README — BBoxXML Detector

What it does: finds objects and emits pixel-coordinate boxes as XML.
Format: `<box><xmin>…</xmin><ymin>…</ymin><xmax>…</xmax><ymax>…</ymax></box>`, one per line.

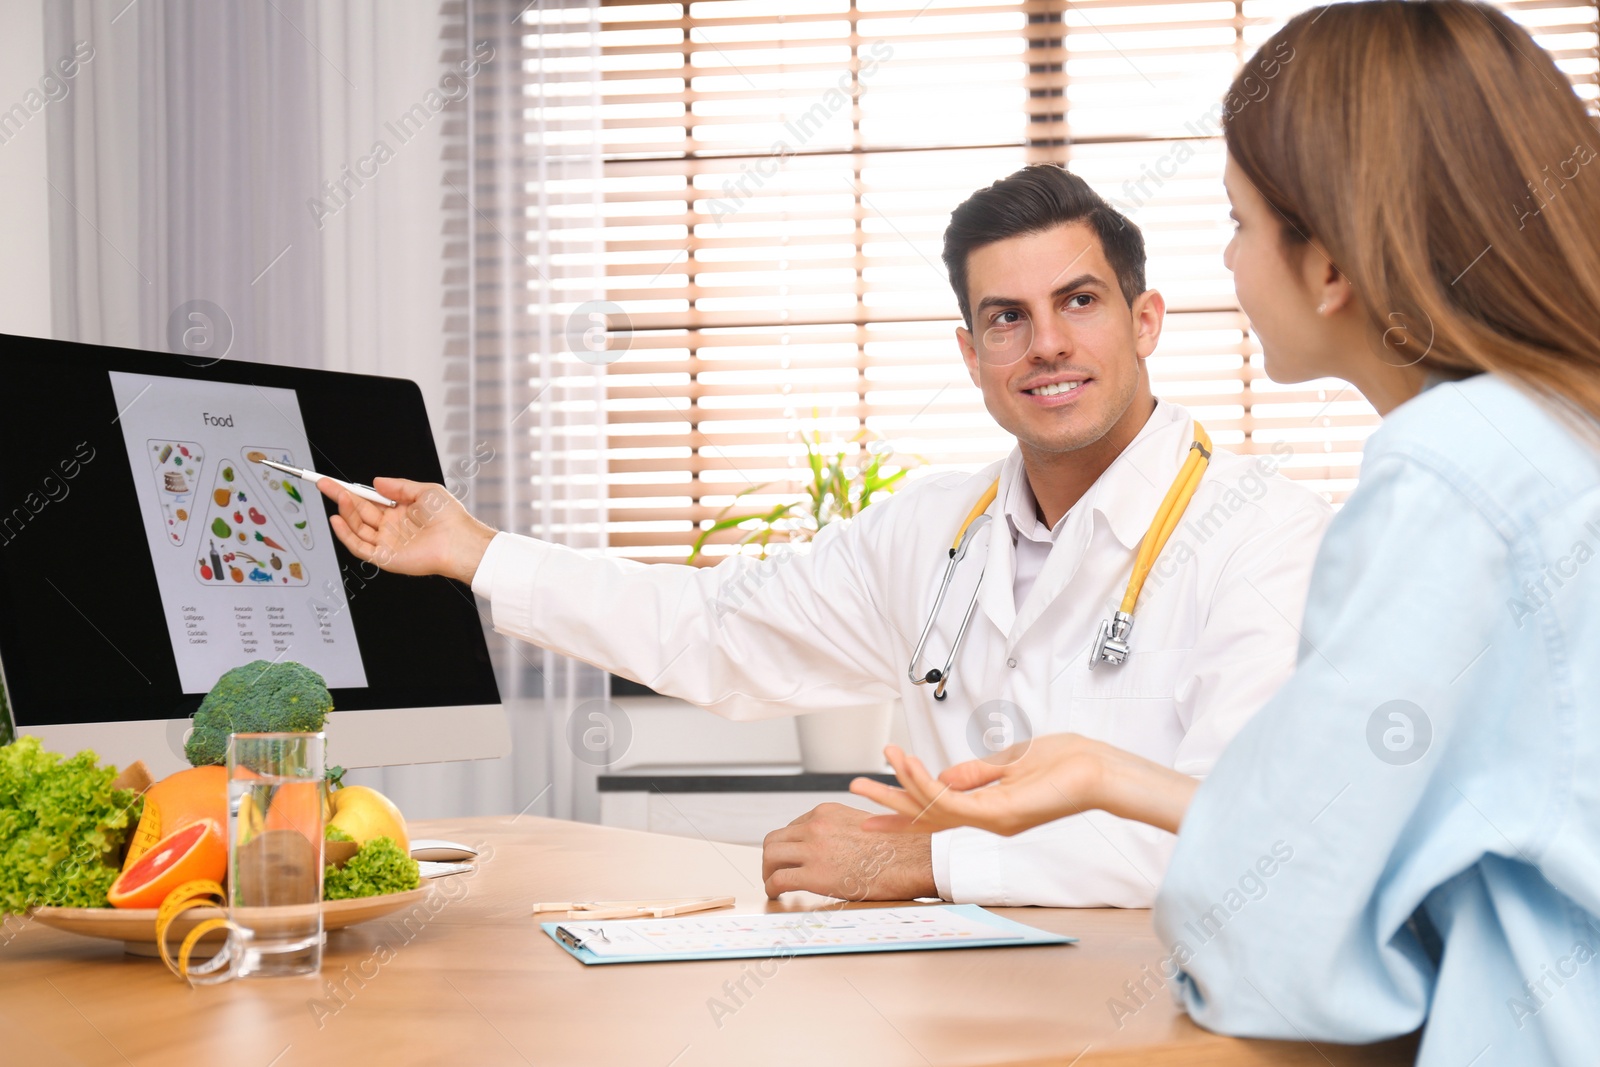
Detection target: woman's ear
<box><xmin>1304</xmin><ymin>239</ymin><xmax>1354</xmax><ymax>316</ymax></box>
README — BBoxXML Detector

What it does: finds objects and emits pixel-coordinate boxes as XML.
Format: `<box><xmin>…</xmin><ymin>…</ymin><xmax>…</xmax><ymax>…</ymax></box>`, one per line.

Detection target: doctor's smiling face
<box><xmin>954</xmin><ymin>221</ymin><xmax>1162</xmax><ymax>460</ymax></box>
<box><xmin>944</xmin><ymin>165</ymin><xmax>1162</xmax><ymax>515</ymax></box>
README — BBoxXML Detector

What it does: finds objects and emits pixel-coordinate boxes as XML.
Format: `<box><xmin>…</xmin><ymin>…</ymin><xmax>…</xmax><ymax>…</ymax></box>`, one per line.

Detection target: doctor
<box><xmin>320</xmin><ymin>164</ymin><xmax>1331</xmax><ymax>907</ymax></box>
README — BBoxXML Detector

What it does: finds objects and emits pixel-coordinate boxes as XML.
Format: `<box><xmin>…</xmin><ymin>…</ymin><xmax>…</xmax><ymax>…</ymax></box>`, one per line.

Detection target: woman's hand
<box><xmin>849</xmin><ymin>735</ymin><xmax>1198</xmax><ymax>837</ymax></box>
<box><xmin>318</xmin><ymin>477</ymin><xmax>498</xmax><ymax>585</ymax></box>
<box><xmin>849</xmin><ymin>736</ymin><xmax>1106</xmax><ymax>837</ymax></box>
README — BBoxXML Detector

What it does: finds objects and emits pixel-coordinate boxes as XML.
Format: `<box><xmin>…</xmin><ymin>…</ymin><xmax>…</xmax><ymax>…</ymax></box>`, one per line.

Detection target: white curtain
<box><xmin>46</xmin><ymin>0</ymin><xmax>325</xmax><ymax>362</ymax></box>
<box><xmin>437</xmin><ymin>0</ymin><xmax>613</xmax><ymax>823</ymax></box>
<box><xmin>43</xmin><ymin>0</ymin><xmax>610</xmax><ymax>823</ymax></box>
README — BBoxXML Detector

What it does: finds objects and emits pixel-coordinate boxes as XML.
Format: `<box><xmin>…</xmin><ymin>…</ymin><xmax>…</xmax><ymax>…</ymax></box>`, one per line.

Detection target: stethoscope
<box><xmin>907</xmin><ymin>422</ymin><xmax>1213</xmax><ymax>700</ymax></box>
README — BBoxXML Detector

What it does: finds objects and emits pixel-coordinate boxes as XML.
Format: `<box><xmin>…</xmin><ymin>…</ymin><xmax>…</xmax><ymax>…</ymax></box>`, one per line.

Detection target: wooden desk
<box><xmin>2</xmin><ymin>817</ymin><xmax>1417</xmax><ymax>1066</ymax></box>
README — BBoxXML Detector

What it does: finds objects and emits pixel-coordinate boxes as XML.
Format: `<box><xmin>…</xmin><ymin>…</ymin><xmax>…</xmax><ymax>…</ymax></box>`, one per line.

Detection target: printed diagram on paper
<box><xmin>110</xmin><ymin>372</ymin><xmax>368</xmax><ymax>693</ymax></box>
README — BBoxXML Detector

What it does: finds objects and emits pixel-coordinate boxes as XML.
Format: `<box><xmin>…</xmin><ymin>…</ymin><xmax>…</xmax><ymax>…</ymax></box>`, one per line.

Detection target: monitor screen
<box><xmin>0</xmin><ymin>333</ymin><xmax>502</xmax><ymax>766</ymax></box>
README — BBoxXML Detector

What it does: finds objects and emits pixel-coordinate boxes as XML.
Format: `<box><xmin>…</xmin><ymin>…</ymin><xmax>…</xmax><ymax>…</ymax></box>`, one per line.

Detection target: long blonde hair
<box><xmin>1225</xmin><ymin>0</ymin><xmax>1600</xmax><ymax>422</ymax></box>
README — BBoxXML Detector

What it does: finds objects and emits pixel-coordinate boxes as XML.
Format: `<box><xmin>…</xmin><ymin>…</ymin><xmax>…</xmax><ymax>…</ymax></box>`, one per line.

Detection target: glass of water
<box><xmin>226</xmin><ymin>732</ymin><xmax>325</xmax><ymax>978</ymax></box>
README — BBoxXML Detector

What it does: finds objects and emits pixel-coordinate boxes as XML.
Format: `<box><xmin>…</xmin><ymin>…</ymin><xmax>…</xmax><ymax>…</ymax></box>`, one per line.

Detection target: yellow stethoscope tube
<box><xmin>906</xmin><ymin>422</ymin><xmax>1212</xmax><ymax>700</ymax></box>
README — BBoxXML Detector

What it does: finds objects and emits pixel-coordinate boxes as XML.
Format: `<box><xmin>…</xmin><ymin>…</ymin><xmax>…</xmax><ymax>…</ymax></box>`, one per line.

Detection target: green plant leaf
<box><xmin>687</xmin><ymin>497</ymin><xmax>799</xmax><ymax>563</ymax></box>
<box><xmin>683</xmin><ymin>423</ymin><xmax>918</xmax><ymax>563</ymax></box>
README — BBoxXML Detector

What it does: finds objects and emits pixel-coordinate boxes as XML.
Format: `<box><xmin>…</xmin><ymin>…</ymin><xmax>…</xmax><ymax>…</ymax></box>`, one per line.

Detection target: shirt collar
<box><xmin>997</xmin><ymin>399</ymin><xmax>1194</xmax><ymax>552</ymax></box>
<box><xmin>1001</xmin><ymin>455</ymin><xmax>1055</xmax><ymax>546</ymax></box>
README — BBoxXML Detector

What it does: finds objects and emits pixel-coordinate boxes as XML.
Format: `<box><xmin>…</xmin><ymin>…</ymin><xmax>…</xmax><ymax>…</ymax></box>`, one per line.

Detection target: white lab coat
<box><xmin>470</xmin><ymin>401</ymin><xmax>1332</xmax><ymax>906</ymax></box>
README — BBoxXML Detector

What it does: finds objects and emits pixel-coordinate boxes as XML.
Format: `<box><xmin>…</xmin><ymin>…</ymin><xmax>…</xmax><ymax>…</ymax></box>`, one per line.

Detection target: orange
<box><xmin>264</xmin><ymin>780</ymin><xmax>323</xmax><ymax>839</ymax></box>
<box><xmin>146</xmin><ymin>765</ymin><xmax>228</xmax><ymax>831</ymax></box>
<box><xmin>123</xmin><ymin>766</ymin><xmax>228</xmax><ymax>871</ymax></box>
<box><xmin>107</xmin><ymin>820</ymin><xmax>228</xmax><ymax>910</ymax></box>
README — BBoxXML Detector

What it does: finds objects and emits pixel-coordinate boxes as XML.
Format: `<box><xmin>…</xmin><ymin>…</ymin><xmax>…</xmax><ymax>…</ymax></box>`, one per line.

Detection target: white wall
<box><xmin>0</xmin><ymin>2</ymin><xmax>52</xmax><ymax>338</ymax></box>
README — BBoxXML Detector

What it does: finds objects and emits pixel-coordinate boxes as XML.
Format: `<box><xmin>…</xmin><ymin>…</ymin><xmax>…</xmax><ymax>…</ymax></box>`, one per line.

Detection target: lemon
<box><xmin>327</xmin><ymin>786</ymin><xmax>409</xmax><ymax>853</ymax></box>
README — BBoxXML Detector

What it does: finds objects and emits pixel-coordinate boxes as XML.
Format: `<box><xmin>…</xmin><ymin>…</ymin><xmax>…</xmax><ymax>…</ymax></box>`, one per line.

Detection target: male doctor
<box><xmin>322</xmin><ymin>164</ymin><xmax>1331</xmax><ymax>907</ymax></box>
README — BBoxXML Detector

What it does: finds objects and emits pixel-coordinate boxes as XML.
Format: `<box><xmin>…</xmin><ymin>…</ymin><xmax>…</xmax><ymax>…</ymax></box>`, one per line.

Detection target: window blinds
<box><xmin>499</xmin><ymin>0</ymin><xmax>1600</xmax><ymax>561</ymax></box>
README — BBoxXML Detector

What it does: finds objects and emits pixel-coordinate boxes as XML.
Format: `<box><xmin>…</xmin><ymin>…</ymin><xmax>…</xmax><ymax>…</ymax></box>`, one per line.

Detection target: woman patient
<box><xmin>853</xmin><ymin>3</ymin><xmax>1600</xmax><ymax>1063</ymax></box>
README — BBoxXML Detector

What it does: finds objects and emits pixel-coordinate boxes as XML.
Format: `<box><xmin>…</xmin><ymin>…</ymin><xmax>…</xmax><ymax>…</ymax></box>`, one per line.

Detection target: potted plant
<box><xmin>688</xmin><ymin>427</ymin><xmax>914</xmax><ymax>773</ymax></box>
<box><xmin>687</xmin><ymin>427</ymin><xmax>910</xmax><ymax>563</ymax></box>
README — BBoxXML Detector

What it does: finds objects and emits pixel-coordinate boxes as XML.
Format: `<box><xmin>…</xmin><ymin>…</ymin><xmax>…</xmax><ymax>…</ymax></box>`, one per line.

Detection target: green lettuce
<box><xmin>322</xmin><ymin>836</ymin><xmax>420</xmax><ymax>901</ymax></box>
<box><xmin>0</xmin><ymin>737</ymin><xmax>140</xmax><ymax>913</ymax></box>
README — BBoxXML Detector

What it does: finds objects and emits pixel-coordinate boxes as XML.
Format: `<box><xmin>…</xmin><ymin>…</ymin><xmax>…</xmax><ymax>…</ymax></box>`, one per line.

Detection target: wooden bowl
<box><xmin>31</xmin><ymin>887</ymin><xmax>430</xmax><ymax>957</ymax></box>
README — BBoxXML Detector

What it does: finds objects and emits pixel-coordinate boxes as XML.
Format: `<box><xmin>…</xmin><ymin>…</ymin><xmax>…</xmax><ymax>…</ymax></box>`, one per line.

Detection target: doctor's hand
<box><xmin>761</xmin><ymin>804</ymin><xmax>937</xmax><ymax>901</ymax></box>
<box><xmin>850</xmin><ymin>739</ymin><xmax>1198</xmax><ymax>838</ymax></box>
<box><xmin>318</xmin><ymin>477</ymin><xmax>498</xmax><ymax>586</ymax></box>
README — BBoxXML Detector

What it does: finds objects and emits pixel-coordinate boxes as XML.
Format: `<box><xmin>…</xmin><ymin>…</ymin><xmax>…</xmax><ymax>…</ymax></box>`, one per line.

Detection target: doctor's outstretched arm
<box><xmin>318</xmin><ymin>476</ymin><xmax>905</xmax><ymax>718</ymax></box>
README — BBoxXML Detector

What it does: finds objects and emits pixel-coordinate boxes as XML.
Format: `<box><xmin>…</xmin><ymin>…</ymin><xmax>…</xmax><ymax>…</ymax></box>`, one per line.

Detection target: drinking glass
<box><xmin>226</xmin><ymin>732</ymin><xmax>325</xmax><ymax>978</ymax></box>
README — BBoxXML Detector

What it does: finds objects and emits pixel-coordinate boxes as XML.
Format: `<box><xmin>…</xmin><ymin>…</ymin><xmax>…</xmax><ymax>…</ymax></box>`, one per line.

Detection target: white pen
<box><xmin>250</xmin><ymin>455</ymin><xmax>398</xmax><ymax>508</ymax></box>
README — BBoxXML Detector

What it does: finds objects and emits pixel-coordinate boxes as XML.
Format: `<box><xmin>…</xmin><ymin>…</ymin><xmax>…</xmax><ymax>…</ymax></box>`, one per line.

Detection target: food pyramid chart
<box><xmin>144</xmin><ymin>439</ymin><xmax>206</xmax><ymax>547</ymax></box>
<box><xmin>238</xmin><ymin>446</ymin><xmax>315</xmax><ymax>551</ymax></box>
<box><xmin>193</xmin><ymin>457</ymin><xmax>308</xmax><ymax>587</ymax></box>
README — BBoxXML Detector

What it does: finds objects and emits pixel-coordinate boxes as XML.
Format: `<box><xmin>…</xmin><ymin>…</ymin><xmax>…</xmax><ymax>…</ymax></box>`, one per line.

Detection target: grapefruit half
<box><xmin>108</xmin><ymin>819</ymin><xmax>228</xmax><ymax>910</ymax></box>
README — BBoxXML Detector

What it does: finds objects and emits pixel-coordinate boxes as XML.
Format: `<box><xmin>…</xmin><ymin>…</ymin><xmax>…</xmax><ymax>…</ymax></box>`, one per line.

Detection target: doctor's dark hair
<box><xmin>941</xmin><ymin>164</ymin><xmax>1146</xmax><ymax>329</ymax></box>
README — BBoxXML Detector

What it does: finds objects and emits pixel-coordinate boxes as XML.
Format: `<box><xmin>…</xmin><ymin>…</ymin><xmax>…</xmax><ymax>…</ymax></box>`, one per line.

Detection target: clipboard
<box><xmin>542</xmin><ymin>903</ymin><xmax>1075</xmax><ymax>966</ymax></box>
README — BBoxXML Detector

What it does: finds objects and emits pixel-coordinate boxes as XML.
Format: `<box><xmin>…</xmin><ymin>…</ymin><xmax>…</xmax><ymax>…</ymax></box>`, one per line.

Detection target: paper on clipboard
<box><xmin>543</xmin><ymin>904</ymin><xmax>1074</xmax><ymax>965</ymax></box>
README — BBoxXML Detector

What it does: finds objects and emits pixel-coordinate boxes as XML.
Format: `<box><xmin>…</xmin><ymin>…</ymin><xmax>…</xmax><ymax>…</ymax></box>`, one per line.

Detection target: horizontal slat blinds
<box><xmin>529</xmin><ymin>0</ymin><xmax>1600</xmax><ymax>560</ymax></box>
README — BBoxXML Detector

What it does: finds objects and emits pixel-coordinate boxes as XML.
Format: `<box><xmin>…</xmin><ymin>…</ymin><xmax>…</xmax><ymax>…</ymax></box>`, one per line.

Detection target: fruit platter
<box><xmin>2</xmin><ymin>661</ymin><xmax>445</xmax><ymax>965</ymax></box>
<box><xmin>31</xmin><ymin>886</ymin><xmax>430</xmax><ymax>957</ymax></box>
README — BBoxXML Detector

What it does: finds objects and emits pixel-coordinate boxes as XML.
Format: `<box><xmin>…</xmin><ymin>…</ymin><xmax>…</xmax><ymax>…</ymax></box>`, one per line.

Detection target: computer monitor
<box><xmin>0</xmin><ymin>333</ymin><xmax>508</xmax><ymax>776</ymax></box>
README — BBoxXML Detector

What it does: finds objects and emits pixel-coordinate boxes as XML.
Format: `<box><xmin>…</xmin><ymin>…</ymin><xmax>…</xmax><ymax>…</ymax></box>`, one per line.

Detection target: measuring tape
<box><xmin>153</xmin><ymin>879</ymin><xmax>247</xmax><ymax>985</ymax></box>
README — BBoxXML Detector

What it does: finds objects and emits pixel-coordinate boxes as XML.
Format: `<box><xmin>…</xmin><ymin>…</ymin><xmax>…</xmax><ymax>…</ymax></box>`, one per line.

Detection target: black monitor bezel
<box><xmin>0</xmin><ymin>332</ymin><xmax>501</xmax><ymax>730</ymax></box>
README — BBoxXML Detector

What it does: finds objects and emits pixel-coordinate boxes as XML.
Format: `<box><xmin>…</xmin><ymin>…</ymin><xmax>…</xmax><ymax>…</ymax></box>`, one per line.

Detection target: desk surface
<box><xmin>3</xmin><ymin>817</ymin><xmax>1417</xmax><ymax>1066</ymax></box>
<box><xmin>598</xmin><ymin>766</ymin><xmax>897</xmax><ymax>792</ymax></box>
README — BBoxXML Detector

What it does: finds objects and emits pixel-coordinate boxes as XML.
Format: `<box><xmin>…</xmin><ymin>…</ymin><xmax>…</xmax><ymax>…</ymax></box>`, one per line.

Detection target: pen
<box><xmin>251</xmin><ymin>455</ymin><xmax>398</xmax><ymax>508</ymax></box>
<box><xmin>532</xmin><ymin>895</ymin><xmax>737</xmax><ymax>920</ymax></box>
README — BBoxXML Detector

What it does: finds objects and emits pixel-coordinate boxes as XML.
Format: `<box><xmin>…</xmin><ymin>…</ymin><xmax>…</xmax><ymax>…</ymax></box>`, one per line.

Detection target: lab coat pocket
<box><xmin>1068</xmin><ymin>648</ymin><xmax>1192</xmax><ymax>764</ymax></box>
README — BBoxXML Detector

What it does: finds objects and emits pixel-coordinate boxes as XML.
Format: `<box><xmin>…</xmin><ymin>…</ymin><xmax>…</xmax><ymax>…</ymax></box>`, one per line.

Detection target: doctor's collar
<box><xmin>1002</xmin><ymin>400</ymin><xmax>1188</xmax><ymax>553</ymax></box>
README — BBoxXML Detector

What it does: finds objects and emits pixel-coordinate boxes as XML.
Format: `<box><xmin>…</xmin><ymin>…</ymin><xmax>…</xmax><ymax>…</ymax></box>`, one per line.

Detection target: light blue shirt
<box><xmin>1154</xmin><ymin>374</ymin><xmax>1600</xmax><ymax>1066</ymax></box>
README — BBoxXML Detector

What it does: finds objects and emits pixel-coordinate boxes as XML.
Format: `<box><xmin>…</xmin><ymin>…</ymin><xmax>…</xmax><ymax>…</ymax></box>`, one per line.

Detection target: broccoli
<box><xmin>185</xmin><ymin>660</ymin><xmax>334</xmax><ymax>766</ymax></box>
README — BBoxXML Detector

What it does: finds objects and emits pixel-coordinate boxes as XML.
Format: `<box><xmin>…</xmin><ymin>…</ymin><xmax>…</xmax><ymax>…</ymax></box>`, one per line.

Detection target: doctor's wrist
<box><xmin>452</xmin><ymin>519</ymin><xmax>499</xmax><ymax>586</ymax></box>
